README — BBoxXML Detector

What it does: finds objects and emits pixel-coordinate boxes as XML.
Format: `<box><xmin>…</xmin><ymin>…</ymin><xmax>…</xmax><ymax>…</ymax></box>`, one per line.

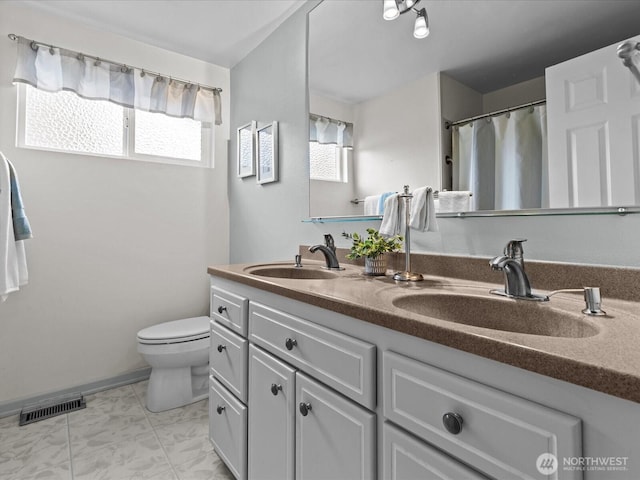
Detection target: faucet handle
<box><xmin>504</xmin><ymin>239</ymin><xmax>527</xmax><ymax>266</ymax></box>
<box><xmin>324</xmin><ymin>234</ymin><xmax>336</xmax><ymax>253</ymax></box>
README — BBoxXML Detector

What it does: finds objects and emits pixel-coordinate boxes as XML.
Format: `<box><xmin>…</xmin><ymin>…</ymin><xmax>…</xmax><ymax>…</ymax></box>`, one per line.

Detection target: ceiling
<box><xmin>15</xmin><ymin>0</ymin><xmax>640</xmax><ymax>104</ymax></box>
<box><xmin>17</xmin><ymin>0</ymin><xmax>307</xmax><ymax>68</ymax></box>
<box><xmin>310</xmin><ymin>0</ymin><xmax>640</xmax><ymax>103</ymax></box>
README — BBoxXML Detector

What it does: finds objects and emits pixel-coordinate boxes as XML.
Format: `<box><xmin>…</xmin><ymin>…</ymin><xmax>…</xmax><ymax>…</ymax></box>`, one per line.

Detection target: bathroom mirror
<box><xmin>308</xmin><ymin>0</ymin><xmax>640</xmax><ymax>219</ymax></box>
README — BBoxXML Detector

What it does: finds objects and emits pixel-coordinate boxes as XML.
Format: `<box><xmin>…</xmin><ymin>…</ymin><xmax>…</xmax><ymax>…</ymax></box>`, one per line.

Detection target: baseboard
<box><xmin>0</xmin><ymin>367</ymin><xmax>151</xmax><ymax>419</ymax></box>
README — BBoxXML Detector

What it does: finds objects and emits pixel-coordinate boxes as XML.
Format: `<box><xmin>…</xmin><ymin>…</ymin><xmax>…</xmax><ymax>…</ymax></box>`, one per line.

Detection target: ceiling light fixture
<box><xmin>382</xmin><ymin>0</ymin><xmax>429</xmax><ymax>39</ymax></box>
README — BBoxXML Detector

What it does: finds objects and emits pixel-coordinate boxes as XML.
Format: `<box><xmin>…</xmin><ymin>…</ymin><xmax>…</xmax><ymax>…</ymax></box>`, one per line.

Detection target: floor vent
<box><xmin>19</xmin><ymin>393</ymin><xmax>86</xmax><ymax>426</ymax></box>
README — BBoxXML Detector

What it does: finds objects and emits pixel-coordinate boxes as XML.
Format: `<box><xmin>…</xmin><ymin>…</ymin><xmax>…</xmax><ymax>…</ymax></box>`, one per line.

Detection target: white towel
<box><xmin>380</xmin><ymin>194</ymin><xmax>404</xmax><ymax>237</ymax></box>
<box><xmin>0</xmin><ymin>154</ymin><xmax>28</xmax><ymax>301</ymax></box>
<box><xmin>409</xmin><ymin>186</ymin><xmax>438</xmax><ymax>232</ymax></box>
<box><xmin>436</xmin><ymin>191</ymin><xmax>471</xmax><ymax>213</ymax></box>
<box><xmin>363</xmin><ymin>195</ymin><xmax>381</xmax><ymax>215</ymax></box>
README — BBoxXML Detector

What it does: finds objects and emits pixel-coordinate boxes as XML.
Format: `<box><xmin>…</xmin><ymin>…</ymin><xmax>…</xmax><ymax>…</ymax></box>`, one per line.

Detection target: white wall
<box><xmin>0</xmin><ymin>3</ymin><xmax>230</xmax><ymax>405</ymax></box>
<box><xmin>483</xmin><ymin>76</ymin><xmax>546</xmax><ymax>113</ymax></box>
<box><xmin>354</xmin><ymin>73</ymin><xmax>442</xmax><ymax>197</ymax></box>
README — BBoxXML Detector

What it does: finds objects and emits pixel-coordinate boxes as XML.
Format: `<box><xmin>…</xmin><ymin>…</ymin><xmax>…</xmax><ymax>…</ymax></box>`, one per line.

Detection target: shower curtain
<box><xmin>453</xmin><ymin>105</ymin><xmax>547</xmax><ymax>211</ymax></box>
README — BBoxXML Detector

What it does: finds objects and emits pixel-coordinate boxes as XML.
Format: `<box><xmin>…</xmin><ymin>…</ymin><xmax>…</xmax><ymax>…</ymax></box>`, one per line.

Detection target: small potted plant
<box><xmin>342</xmin><ymin>228</ymin><xmax>403</xmax><ymax>276</ymax></box>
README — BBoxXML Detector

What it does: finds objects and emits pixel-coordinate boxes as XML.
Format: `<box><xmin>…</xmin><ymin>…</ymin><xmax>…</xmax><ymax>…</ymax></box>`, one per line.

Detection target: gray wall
<box><xmin>229</xmin><ymin>1</ymin><xmax>321</xmax><ymax>263</ymax></box>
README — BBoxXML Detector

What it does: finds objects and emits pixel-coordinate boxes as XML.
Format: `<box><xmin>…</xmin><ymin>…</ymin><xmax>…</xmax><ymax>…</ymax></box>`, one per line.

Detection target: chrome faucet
<box><xmin>309</xmin><ymin>234</ymin><xmax>343</xmax><ymax>270</ymax></box>
<box><xmin>490</xmin><ymin>239</ymin><xmax>548</xmax><ymax>301</ymax></box>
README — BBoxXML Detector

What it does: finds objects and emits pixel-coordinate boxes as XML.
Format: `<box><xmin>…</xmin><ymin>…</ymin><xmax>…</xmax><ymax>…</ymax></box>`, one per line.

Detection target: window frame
<box><xmin>16</xmin><ymin>84</ymin><xmax>213</xmax><ymax>168</ymax></box>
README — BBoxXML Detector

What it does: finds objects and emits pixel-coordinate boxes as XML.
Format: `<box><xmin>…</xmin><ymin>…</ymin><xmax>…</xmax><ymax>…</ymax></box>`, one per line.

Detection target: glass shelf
<box><xmin>305</xmin><ymin>206</ymin><xmax>640</xmax><ymax>223</ymax></box>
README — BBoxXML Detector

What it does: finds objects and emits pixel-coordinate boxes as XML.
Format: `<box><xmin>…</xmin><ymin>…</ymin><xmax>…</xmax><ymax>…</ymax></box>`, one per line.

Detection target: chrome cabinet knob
<box><xmin>217</xmin><ymin>305</ymin><xmax>227</xmax><ymax>314</ymax></box>
<box><xmin>270</xmin><ymin>383</ymin><xmax>283</xmax><ymax>396</ymax></box>
<box><xmin>217</xmin><ymin>344</ymin><xmax>226</xmax><ymax>353</ymax></box>
<box><xmin>442</xmin><ymin>412</ymin><xmax>463</xmax><ymax>434</ymax></box>
<box><xmin>285</xmin><ymin>338</ymin><xmax>297</xmax><ymax>350</ymax></box>
<box><xmin>216</xmin><ymin>405</ymin><xmax>225</xmax><ymax>415</ymax></box>
<box><xmin>299</xmin><ymin>402</ymin><xmax>312</xmax><ymax>416</ymax></box>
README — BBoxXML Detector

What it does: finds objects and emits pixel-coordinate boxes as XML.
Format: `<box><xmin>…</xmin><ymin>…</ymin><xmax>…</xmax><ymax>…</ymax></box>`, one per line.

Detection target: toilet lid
<box><xmin>137</xmin><ymin>316</ymin><xmax>210</xmax><ymax>344</ymax></box>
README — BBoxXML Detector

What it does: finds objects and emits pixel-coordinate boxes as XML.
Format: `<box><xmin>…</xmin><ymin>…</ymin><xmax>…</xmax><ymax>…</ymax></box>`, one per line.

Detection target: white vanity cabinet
<box><xmin>211</xmin><ymin>282</ymin><xmax>377</xmax><ymax>480</ymax></box>
<box><xmin>209</xmin><ymin>275</ymin><xmax>638</xmax><ymax>480</ymax></box>
<box><xmin>248</xmin><ymin>301</ymin><xmax>377</xmax><ymax>480</ymax></box>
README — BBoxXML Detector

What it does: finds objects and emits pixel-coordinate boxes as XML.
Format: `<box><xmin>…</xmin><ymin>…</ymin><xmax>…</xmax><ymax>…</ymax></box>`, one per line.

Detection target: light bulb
<box><xmin>413</xmin><ymin>9</ymin><xmax>429</xmax><ymax>38</ymax></box>
<box><xmin>383</xmin><ymin>0</ymin><xmax>400</xmax><ymax>20</ymax></box>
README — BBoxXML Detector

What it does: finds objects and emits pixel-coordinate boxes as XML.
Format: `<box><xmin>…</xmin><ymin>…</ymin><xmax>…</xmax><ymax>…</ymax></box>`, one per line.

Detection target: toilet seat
<box><xmin>137</xmin><ymin>316</ymin><xmax>210</xmax><ymax>345</ymax></box>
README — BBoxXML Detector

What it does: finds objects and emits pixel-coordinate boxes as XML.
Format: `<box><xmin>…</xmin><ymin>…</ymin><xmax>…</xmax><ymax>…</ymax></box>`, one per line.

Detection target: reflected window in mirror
<box><xmin>310</xmin><ymin>142</ymin><xmax>348</xmax><ymax>182</ymax></box>
<box><xmin>309</xmin><ymin>113</ymin><xmax>353</xmax><ymax>183</ymax></box>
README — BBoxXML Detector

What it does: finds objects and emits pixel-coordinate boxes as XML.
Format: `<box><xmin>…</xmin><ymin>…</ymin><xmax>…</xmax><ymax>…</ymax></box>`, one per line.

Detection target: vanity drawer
<box><xmin>211</xmin><ymin>286</ymin><xmax>248</xmax><ymax>337</ymax></box>
<box><xmin>249</xmin><ymin>302</ymin><xmax>376</xmax><ymax>409</ymax></box>
<box><xmin>210</xmin><ymin>321</ymin><xmax>248</xmax><ymax>403</ymax></box>
<box><xmin>209</xmin><ymin>377</ymin><xmax>247</xmax><ymax>480</ymax></box>
<box><xmin>383</xmin><ymin>351</ymin><xmax>582</xmax><ymax>480</ymax></box>
<box><xmin>383</xmin><ymin>422</ymin><xmax>489</xmax><ymax>480</ymax></box>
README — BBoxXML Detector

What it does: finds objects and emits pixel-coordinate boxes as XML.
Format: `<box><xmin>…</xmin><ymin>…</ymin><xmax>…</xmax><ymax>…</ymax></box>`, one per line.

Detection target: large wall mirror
<box><xmin>308</xmin><ymin>0</ymin><xmax>640</xmax><ymax>220</ymax></box>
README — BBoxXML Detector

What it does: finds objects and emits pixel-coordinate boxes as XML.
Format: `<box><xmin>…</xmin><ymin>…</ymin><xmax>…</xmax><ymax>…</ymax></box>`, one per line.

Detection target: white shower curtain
<box><xmin>453</xmin><ymin>105</ymin><xmax>547</xmax><ymax>210</ymax></box>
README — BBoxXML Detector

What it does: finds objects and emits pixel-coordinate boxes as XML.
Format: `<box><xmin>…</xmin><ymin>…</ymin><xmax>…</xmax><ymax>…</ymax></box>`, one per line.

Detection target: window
<box><xmin>17</xmin><ymin>84</ymin><xmax>212</xmax><ymax>167</ymax></box>
<box><xmin>309</xmin><ymin>142</ymin><xmax>349</xmax><ymax>182</ymax></box>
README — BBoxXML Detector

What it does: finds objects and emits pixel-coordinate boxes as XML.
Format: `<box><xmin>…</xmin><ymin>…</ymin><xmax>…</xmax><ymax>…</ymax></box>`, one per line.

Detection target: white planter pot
<box><xmin>364</xmin><ymin>256</ymin><xmax>387</xmax><ymax>276</ymax></box>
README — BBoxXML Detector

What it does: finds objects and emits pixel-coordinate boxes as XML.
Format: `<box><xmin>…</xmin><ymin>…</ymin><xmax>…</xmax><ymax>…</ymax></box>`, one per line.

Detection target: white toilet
<box><xmin>137</xmin><ymin>316</ymin><xmax>210</xmax><ymax>412</ymax></box>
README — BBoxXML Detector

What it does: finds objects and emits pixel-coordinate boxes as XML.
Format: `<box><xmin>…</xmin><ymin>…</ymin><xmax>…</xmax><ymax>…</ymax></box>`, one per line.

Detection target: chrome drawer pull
<box><xmin>285</xmin><ymin>338</ymin><xmax>297</xmax><ymax>350</ymax></box>
<box><xmin>217</xmin><ymin>344</ymin><xmax>226</xmax><ymax>353</ymax></box>
<box><xmin>271</xmin><ymin>383</ymin><xmax>283</xmax><ymax>396</ymax></box>
<box><xmin>217</xmin><ymin>305</ymin><xmax>227</xmax><ymax>314</ymax></box>
<box><xmin>299</xmin><ymin>402</ymin><xmax>312</xmax><ymax>416</ymax></box>
<box><xmin>216</xmin><ymin>405</ymin><xmax>226</xmax><ymax>415</ymax></box>
<box><xmin>442</xmin><ymin>412</ymin><xmax>463</xmax><ymax>434</ymax></box>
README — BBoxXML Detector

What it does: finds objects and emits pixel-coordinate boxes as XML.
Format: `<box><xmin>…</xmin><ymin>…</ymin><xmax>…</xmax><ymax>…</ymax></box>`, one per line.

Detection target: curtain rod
<box><xmin>7</xmin><ymin>33</ymin><xmax>223</xmax><ymax>93</ymax></box>
<box><xmin>310</xmin><ymin>113</ymin><xmax>353</xmax><ymax>126</ymax></box>
<box><xmin>445</xmin><ymin>99</ymin><xmax>546</xmax><ymax>129</ymax></box>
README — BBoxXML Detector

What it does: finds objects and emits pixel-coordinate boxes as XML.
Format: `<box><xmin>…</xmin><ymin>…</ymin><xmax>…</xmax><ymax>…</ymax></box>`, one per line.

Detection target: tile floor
<box><xmin>0</xmin><ymin>381</ymin><xmax>234</xmax><ymax>480</ymax></box>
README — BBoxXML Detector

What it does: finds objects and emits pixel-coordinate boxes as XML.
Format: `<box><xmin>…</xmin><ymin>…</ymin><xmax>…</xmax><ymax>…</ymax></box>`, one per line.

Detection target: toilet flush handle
<box><xmin>217</xmin><ymin>305</ymin><xmax>227</xmax><ymax>314</ymax></box>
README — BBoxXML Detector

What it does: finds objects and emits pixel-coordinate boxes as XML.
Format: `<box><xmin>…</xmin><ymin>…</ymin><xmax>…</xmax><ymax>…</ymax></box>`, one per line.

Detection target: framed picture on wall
<box><xmin>237</xmin><ymin>121</ymin><xmax>256</xmax><ymax>178</ymax></box>
<box><xmin>256</xmin><ymin>121</ymin><xmax>279</xmax><ymax>184</ymax></box>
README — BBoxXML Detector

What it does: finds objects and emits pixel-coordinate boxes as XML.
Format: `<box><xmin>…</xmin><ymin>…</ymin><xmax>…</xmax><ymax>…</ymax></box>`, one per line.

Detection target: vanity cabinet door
<box><xmin>209</xmin><ymin>377</ymin><xmax>247</xmax><ymax>480</ymax></box>
<box><xmin>296</xmin><ymin>372</ymin><xmax>376</xmax><ymax>480</ymax></box>
<box><xmin>383</xmin><ymin>422</ymin><xmax>489</xmax><ymax>480</ymax></box>
<box><xmin>248</xmin><ymin>345</ymin><xmax>296</xmax><ymax>480</ymax></box>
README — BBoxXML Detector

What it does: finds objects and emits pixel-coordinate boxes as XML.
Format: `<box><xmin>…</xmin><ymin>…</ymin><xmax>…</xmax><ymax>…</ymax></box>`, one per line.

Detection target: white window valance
<box><xmin>309</xmin><ymin>114</ymin><xmax>353</xmax><ymax>148</ymax></box>
<box><xmin>11</xmin><ymin>35</ymin><xmax>222</xmax><ymax>125</ymax></box>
